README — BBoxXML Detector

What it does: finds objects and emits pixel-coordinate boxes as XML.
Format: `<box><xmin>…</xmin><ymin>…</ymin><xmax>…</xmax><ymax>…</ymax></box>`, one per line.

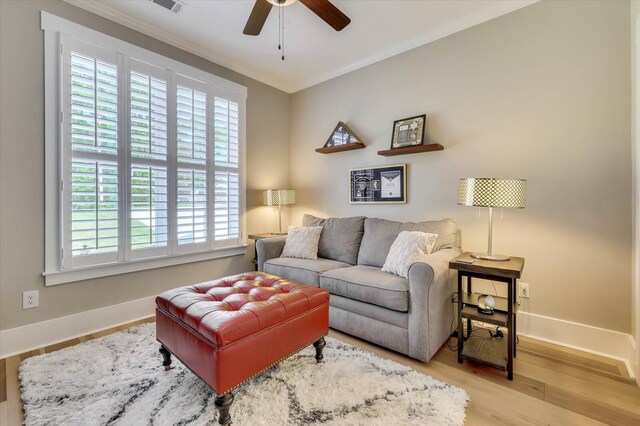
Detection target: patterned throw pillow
<box><xmin>281</xmin><ymin>226</ymin><xmax>324</xmax><ymax>260</ymax></box>
<box><xmin>382</xmin><ymin>231</ymin><xmax>438</xmax><ymax>278</ymax></box>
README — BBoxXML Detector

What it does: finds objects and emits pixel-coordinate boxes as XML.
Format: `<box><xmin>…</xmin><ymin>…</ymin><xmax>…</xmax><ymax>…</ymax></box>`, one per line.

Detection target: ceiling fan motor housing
<box><xmin>268</xmin><ymin>0</ymin><xmax>297</xmax><ymax>6</ymax></box>
<box><xmin>244</xmin><ymin>0</ymin><xmax>350</xmax><ymax>37</ymax></box>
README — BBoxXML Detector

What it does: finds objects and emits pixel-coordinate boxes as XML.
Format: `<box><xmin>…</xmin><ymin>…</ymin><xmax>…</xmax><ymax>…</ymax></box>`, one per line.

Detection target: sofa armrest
<box><xmin>256</xmin><ymin>236</ymin><xmax>287</xmax><ymax>271</ymax></box>
<box><xmin>406</xmin><ymin>247</ymin><xmax>462</xmax><ymax>361</ymax></box>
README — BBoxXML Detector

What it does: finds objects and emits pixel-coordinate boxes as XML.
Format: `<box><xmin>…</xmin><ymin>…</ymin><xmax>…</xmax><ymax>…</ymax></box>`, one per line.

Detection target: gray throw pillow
<box><xmin>358</xmin><ymin>218</ymin><xmax>458</xmax><ymax>268</ymax></box>
<box><xmin>302</xmin><ymin>214</ymin><xmax>365</xmax><ymax>265</ymax></box>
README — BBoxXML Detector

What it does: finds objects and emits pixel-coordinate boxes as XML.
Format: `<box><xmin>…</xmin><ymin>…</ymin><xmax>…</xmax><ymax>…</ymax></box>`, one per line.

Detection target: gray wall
<box><xmin>0</xmin><ymin>0</ymin><xmax>291</xmax><ymax>330</ymax></box>
<box><xmin>290</xmin><ymin>1</ymin><xmax>632</xmax><ymax>333</ymax></box>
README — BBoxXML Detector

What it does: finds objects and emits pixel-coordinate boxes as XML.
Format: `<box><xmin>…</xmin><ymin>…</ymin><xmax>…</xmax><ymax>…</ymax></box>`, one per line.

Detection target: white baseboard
<box><xmin>0</xmin><ymin>296</ymin><xmax>156</xmax><ymax>359</ymax></box>
<box><xmin>1</xmin><ymin>298</ymin><xmax>637</xmax><ymax>381</ymax></box>
<box><xmin>517</xmin><ymin>311</ymin><xmax>637</xmax><ymax>380</ymax></box>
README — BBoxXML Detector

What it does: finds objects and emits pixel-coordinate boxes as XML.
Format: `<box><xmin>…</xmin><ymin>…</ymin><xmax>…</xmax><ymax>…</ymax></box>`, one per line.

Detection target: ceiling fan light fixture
<box><xmin>267</xmin><ymin>0</ymin><xmax>298</xmax><ymax>7</ymax></box>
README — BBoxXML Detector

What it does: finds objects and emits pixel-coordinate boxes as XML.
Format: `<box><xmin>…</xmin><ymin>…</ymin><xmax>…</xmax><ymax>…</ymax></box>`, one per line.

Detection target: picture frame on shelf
<box><xmin>349</xmin><ymin>164</ymin><xmax>407</xmax><ymax>204</ymax></box>
<box><xmin>391</xmin><ymin>114</ymin><xmax>426</xmax><ymax>149</ymax></box>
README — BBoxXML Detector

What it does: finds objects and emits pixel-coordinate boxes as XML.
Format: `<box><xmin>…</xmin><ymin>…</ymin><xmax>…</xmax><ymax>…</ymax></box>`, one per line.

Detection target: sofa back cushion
<box><xmin>358</xmin><ymin>218</ymin><xmax>458</xmax><ymax>268</ymax></box>
<box><xmin>302</xmin><ymin>214</ymin><xmax>365</xmax><ymax>265</ymax></box>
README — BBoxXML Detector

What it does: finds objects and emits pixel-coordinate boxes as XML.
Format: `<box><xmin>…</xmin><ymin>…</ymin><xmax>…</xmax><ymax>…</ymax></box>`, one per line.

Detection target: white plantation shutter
<box><xmin>128</xmin><ymin>61</ymin><xmax>169</xmax><ymax>259</ymax></box>
<box><xmin>130</xmin><ymin>165</ymin><xmax>168</xmax><ymax>251</ymax></box>
<box><xmin>212</xmin><ymin>94</ymin><xmax>241</xmax><ymax>246</ymax></box>
<box><xmin>177</xmin><ymin>168</ymin><xmax>208</xmax><ymax>245</ymax></box>
<box><xmin>70</xmin><ymin>160</ymin><xmax>119</xmax><ymax>257</ymax></box>
<box><xmin>214</xmin><ymin>172</ymin><xmax>240</xmax><ymax>242</ymax></box>
<box><xmin>48</xmin><ymin>27</ymin><xmax>245</xmax><ymax>279</ymax></box>
<box><xmin>175</xmin><ymin>80</ymin><xmax>209</xmax><ymax>251</ymax></box>
<box><xmin>130</xmin><ymin>71</ymin><xmax>168</xmax><ymax>161</ymax></box>
<box><xmin>213</xmin><ymin>97</ymin><xmax>239</xmax><ymax>168</ymax></box>
<box><xmin>70</xmin><ymin>52</ymin><xmax>118</xmax><ymax>155</ymax></box>
<box><xmin>177</xmin><ymin>86</ymin><xmax>207</xmax><ymax>164</ymax></box>
<box><xmin>63</xmin><ymin>40</ymin><xmax>121</xmax><ymax>268</ymax></box>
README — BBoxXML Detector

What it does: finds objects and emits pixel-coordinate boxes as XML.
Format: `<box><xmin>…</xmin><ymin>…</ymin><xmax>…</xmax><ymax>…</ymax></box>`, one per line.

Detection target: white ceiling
<box><xmin>65</xmin><ymin>0</ymin><xmax>537</xmax><ymax>93</ymax></box>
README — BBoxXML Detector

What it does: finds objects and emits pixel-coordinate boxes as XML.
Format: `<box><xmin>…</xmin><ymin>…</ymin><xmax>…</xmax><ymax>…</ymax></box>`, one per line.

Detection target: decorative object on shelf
<box><xmin>391</xmin><ymin>114</ymin><xmax>426</xmax><ymax>149</ymax></box>
<box><xmin>350</xmin><ymin>164</ymin><xmax>406</xmax><ymax>204</ymax></box>
<box><xmin>477</xmin><ymin>294</ymin><xmax>496</xmax><ymax>315</ymax></box>
<box><xmin>263</xmin><ymin>189</ymin><xmax>296</xmax><ymax>234</ymax></box>
<box><xmin>316</xmin><ymin>122</ymin><xmax>366</xmax><ymax>154</ymax></box>
<box><xmin>457</xmin><ymin>178</ymin><xmax>527</xmax><ymax>261</ymax></box>
<box><xmin>327</xmin><ymin>122</ymin><xmax>360</xmax><ymax>147</ymax></box>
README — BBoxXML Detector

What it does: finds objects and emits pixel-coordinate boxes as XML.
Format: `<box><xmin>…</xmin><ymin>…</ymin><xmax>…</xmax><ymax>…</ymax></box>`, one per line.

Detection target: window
<box><xmin>42</xmin><ymin>13</ymin><xmax>246</xmax><ymax>285</ymax></box>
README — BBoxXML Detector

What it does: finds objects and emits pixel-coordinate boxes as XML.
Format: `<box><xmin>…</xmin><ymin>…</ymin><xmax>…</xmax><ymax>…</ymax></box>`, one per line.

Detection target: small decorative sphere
<box><xmin>484</xmin><ymin>295</ymin><xmax>496</xmax><ymax>309</ymax></box>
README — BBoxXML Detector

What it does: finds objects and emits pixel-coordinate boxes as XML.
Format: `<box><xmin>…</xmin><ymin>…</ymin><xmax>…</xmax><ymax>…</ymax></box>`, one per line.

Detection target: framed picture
<box><xmin>349</xmin><ymin>164</ymin><xmax>407</xmax><ymax>204</ymax></box>
<box><xmin>391</xmin><ymin>114</ymin><xmax>426</xmax><ymax>149</ymax></box>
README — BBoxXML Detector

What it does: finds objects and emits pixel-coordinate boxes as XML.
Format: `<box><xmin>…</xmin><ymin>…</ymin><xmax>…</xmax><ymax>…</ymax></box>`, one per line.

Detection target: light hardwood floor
<box><xmin>1</xmin><ymin>317</ymin><xmax>638</xmax><ymax>425</ymax></box>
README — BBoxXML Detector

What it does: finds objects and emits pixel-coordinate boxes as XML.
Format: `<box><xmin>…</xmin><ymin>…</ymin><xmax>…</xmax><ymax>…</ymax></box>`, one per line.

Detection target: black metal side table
<box><xmin>449</xmin><ymin>252</ymin><xmax>525</xmax><ymax>380</ymax></box>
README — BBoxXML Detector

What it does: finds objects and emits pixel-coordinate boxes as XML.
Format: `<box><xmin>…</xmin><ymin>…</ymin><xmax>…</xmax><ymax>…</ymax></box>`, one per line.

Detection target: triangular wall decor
<box><xmin>316</xmin><ymin>122</ymin><xmax>366</xmax><ymax>154</ymax></box>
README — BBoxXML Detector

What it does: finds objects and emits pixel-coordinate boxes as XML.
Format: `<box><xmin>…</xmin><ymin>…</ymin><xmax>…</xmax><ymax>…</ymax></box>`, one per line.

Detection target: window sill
<box><xmin>43</xmin><ymin>245</ymin><xmax>247</xmax><ymax>286</ymax></box>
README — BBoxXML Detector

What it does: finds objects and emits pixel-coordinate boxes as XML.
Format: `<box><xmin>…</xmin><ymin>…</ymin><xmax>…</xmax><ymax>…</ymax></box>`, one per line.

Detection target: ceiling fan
<box><xmin>243</xmin><ymin>0</ymin><xmax>351</xmax><ymax>36</ymax></box>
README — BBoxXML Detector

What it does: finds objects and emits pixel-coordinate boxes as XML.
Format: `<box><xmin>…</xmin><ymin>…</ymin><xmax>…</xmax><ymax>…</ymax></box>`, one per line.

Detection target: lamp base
<box><xmin>471</xmin><ymin>253</ymin><xmax>511</xmax><ymax>261</ymax></box>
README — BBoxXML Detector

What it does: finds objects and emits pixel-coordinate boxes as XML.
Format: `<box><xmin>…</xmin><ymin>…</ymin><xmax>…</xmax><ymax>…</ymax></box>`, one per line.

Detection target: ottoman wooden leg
<box><xmin>313</xmin><ymin>338</ymin><xmax>326</xmax><ymax>363</ymax></box>
<box><xmin>159</xmin><ymin>345</ymin><xmax>172</xmax><ymax>371</ymax></box>
<box><xmin>215</xmin><ymin>393</ymin><xmax>234</xmax><ymax>425</ymax></box>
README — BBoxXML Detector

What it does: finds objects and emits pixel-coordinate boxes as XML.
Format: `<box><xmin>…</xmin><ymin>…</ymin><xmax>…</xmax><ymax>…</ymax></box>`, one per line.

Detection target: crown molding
<box><xmin>62</xmin><ymin>0</ymin><xmax>538</xmax><ymax>94</ymax></box>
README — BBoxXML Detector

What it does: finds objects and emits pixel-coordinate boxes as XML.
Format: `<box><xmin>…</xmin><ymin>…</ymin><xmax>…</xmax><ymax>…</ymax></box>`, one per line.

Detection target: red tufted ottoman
<box><xmin>155</xmin><ymin>272</ymin><xmax>329</xmax><ymax>425</ymax></box>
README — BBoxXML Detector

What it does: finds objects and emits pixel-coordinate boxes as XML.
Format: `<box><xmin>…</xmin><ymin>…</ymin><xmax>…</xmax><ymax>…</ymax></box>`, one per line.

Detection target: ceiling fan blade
<box><xmin>243</xmin><ymin>0</ymin><xmax>273</xmax><ymax>36</ymax></box>
<box><xmin>299</xmin><ymin>0</ymin><xmax>351</xmax><ymax>31</ymax></box>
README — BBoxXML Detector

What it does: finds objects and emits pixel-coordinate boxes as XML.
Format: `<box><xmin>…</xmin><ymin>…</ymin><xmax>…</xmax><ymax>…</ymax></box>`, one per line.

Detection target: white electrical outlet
<box><xmin>520</xmin><ymin>282</ymin><xmax>530</xmax><ymax>299</ymax></box>
<box><xmin>23</xmin><ymin>290</ymin><xmax>39</xmax><ymax>309</ymax></box>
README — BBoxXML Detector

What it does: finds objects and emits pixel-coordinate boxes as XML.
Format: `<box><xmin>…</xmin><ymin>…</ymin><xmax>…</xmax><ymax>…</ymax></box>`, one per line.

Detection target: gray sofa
<box><xmin>256</xmin><ymin>215</ymin><xmax>461</xmax><ymax>362</ymax></box>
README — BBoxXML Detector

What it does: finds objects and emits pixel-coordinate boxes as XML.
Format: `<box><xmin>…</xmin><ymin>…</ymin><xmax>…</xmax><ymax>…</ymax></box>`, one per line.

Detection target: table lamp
<box><xmin>263</xmin><ymin>189</ymin><xmax>296</xmax><ymax>234</ymax></box>
<box><xmin>458</xmin><ymin>178</ymin><xmax>527</xmax><ymax>261</ymax></box>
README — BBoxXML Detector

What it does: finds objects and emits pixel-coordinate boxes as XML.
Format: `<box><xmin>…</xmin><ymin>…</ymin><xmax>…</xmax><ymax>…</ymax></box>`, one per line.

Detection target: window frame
<box><xmin>42</xmin><ymin>12</ymin><xmax>247</xmax><ymax>286</ymax></box>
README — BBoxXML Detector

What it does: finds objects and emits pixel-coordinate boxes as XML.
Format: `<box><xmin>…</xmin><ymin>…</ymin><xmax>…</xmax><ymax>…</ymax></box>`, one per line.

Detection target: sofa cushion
<box><xmin>264</xmin><ymin>257</ymin><xmax>351</xmax><ymax>287</ymax></box>
<box><xmin>320</xmin><ymin>265</ymin><xmax>409</xmax><ymax>312</ymax></box>
<box><xmin>382</xmin><ymin>231</ymin><xmax>438</xmax><ymax>278</ymax></box>
<box><xmin>281</xmin><ymin>226</ymin><xmax>323</xmax><ymax>260</ymax></box>
<box><xmin>302</xmin><ymin>215</ymin><xmax>365</xmax><ymax>265</ymax></box>
<box><xmin>358</xmin><ymin>218</ymin><xmax>458</xmax><ymax>268</ymax></box>
<box><xmin>329</xmin><ymin>294</ymin><xmax>408</xmax><ymax>329</ymax></box>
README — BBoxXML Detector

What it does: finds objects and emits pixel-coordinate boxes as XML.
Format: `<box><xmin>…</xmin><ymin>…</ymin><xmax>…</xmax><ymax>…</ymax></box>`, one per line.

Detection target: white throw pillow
<box><xmin>382</xmin><ymin>231</ymin><xmax>438</xmax><ymax>278</ymax></box>
<box><xmin>281</xmin><ymin>226</ymin><xmax>323</xmax><ymax>260</ymax></box>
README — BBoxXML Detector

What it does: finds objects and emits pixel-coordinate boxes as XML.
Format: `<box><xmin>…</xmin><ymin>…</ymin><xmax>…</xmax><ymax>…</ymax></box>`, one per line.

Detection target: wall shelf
<box><xmin>315</xmin><ymin>143</ymin><xmax>366</xmax><ymax>154</ymax></box>
<box><xmin>377</xmin><ymin>143</ymin><xmax>444</xmax><ymax>156</ymax></box>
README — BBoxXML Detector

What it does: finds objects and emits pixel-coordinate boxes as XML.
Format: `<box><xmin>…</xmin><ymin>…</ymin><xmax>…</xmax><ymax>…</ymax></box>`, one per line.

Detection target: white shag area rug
<box><xmin>20</xmin><ymin>323</ymin><xmax>468</xmax><ymax>425</ymax></box>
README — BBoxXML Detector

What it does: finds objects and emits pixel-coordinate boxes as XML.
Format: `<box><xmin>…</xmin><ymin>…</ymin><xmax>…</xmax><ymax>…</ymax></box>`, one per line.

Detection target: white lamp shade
<box><xmin>263</xmin><ymin>189</ymin><xmax>296</xmax><ymax>206</ymax></box>
<box><xmin>458</xmin><ymin>178</ymin><xmax>526</xmax><ymax>209</ymax></box>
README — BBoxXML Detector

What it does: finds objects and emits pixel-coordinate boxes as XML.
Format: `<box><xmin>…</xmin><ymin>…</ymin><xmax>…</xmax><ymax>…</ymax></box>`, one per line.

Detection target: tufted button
<box><xmin>156</xmin><ymin>272</ymin><xmax>329</xmax><ymax>348</ymax></box>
